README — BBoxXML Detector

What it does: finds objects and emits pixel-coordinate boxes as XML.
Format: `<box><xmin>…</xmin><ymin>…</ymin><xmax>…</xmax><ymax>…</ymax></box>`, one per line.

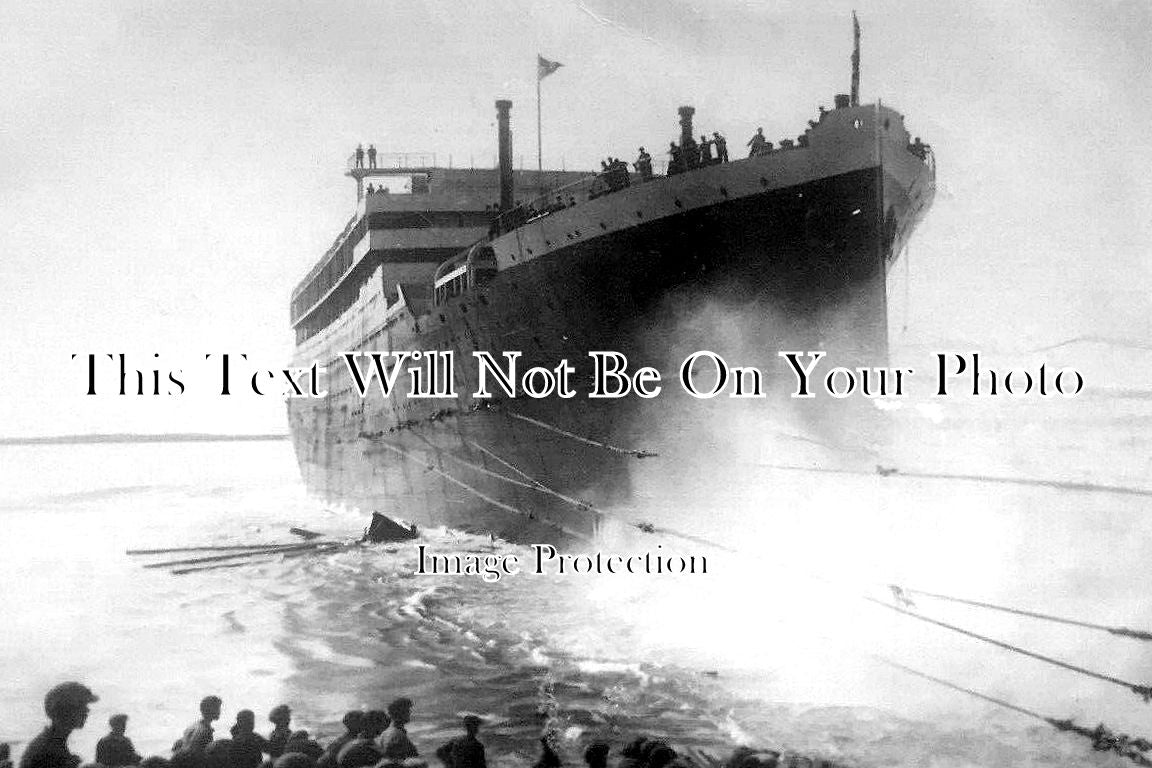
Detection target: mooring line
<box><xmin>894</xmin><ymin>587</ymin><xmax>1152</xmax><ymax>642</ymax></box>
<box><xmin>865</xmin><ymin>596</ymin><xmax>1152</xmax><ymax>702</ymax></box>
<box><xmin>870</xmin><ymin>654</ymin><xmax>1047</xmax><ymax>722</ymax></box>
<box><xmin>869</xmin><ymin>655</ymin><xmax>1152</xmax><ymax>766</ymax></box>
<box><xmin>436</xmin><ymin>437</ymin><xmax>740</xmax><ymax>552</ymax></box>
<box><xmin>501</xmin><ymin>410</ymin><xmax>657</xmax><ymax>458</ymax></box>
<box><xmin>374</xmin><ymin>440</ymin><xmax>594</xmax><ymax>541</ymax></box>
<box><xmin>755</xmin><ymin>462</ymin><xmax>1152</xmax><ymax>498</ymax></box>
<box><xmin>466</xmin><ymin>440</ymin><xmax>545</xmax><ymax>486</ymax></box>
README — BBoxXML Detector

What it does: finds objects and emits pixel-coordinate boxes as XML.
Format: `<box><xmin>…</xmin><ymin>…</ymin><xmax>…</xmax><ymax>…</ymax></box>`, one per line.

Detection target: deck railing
<box><xmin>346</xmin><ymin>151</ymin><xmax>438</xmax><ymax>173</ymax></box>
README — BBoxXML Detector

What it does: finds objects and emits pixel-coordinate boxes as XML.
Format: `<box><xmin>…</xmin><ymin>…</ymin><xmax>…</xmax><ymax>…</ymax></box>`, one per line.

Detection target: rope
<box><xmin>466</xmin><ymin>440</ymin><xmax>545</xmax><ymax>486</ymax></box>
<box><xmin>756</xmin><ymin>462</ymin><xmax>1152</xmax><ymax>498</ymax></box>
<box><xmin>869</xmin><ymin>654</ymin><xmax>1048</xmax><ymax>723</ymax></box>
<box><xmin>419</xmin><ymin>437</ymin><xmax>738</xmax><ymax>552</ymax></box>
<box><xmin>897</xmin><ymin>587</ymin><xmax>1152</xmax><ymax>642</ymax></box>
<box><xmin>870</xmin><ymin>655</ymin><xmax>1152</xmax><ymax>766</ymax></box>
<box><xmin>456</xmin><ymin>440</ymin><xmax>595</xmax><ymax>511</ymax></box>
<box><xmin>501</xmin><ymin>410</ymin><xmax>657</xmax><ymax>458</ymax></box>
<box><xmin>865</xmin><ymin>596</ymin><xmax>1152</xmax><ymax>702</ymax></box>
<box><xmin>375</xmin><ymin>441</ymin><xmax>594</xmax><ymax>541</ymax></box>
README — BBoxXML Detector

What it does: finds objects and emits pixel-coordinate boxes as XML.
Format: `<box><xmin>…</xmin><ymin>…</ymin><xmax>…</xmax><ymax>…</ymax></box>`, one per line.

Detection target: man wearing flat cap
<box><xmin>20</xmin><ymin>682</ymin><xmax>98</xmax><ymax>768</ymax></box>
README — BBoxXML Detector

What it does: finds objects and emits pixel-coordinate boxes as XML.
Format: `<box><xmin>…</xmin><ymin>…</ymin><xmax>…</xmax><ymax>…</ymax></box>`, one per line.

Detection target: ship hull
<box><xmin>288</xmin><ymin>155</ymin><xmax>927</xmax><ymax>542</ymax></box>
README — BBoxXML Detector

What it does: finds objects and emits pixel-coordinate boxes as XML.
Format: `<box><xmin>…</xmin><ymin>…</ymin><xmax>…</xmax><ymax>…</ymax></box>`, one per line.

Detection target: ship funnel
<box><xmin>496</xmin><ymin>100</ymin><xmax>514</xmax><ymax>212</ymax></box>
<box><xmin>678</xmin><ymin>106</ymin><xmax>695</xmax><ymax>149</ymax></box>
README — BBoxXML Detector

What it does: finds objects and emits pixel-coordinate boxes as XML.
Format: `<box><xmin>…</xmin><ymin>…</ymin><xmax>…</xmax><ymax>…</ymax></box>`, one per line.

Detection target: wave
<box><xmin>0</xmin><ymin>483</ymin><xmax>184</xmax><ymax>511</ymax></box>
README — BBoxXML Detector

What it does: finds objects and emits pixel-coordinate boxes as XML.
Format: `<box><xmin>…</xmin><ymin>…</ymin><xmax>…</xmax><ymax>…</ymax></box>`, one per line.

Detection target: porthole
<box><xmin>635</xmin><ymin>210</ymin><xmax>643</xmax><ymax>219</ymax></box>
<box><xmin>760</xmin><ymin>178</ymin><xmax>768</xmax><ymax>187</ymax></box>
<box><xmin>674</xmin><ymin>199</ymin><xmax>683</xmax><ymax>208</ymax></box>
<box><xmin>719</xmin><ymin>186</ymin><xmax>728</xmax><ymax>197</ymax></box>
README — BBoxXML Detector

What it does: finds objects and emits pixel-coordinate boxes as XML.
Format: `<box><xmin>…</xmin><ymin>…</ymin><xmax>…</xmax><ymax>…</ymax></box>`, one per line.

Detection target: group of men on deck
<box><xmin>354</xmin><ymin>145</ymin><xmax>378</xmax><ymax>170</ymax></box>
<box><xmin>663</xmin><ymin>132</ymin><xmax>729</xmax><ymax>176</ymax></box>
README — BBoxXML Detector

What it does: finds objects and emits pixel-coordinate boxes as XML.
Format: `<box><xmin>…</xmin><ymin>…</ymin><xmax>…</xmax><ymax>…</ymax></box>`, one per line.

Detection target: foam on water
<box><xmin>1</xmin><ymin>381</ymin><xmax>1150</xmax><ymax>767</ymax></box>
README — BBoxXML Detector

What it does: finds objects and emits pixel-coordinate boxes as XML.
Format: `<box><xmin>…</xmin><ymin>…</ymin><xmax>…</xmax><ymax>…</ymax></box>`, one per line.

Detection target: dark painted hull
<box><xmin>287</xmin><ymin>158</ymin><xmax>921</xmax><ymax>542</ymax></box>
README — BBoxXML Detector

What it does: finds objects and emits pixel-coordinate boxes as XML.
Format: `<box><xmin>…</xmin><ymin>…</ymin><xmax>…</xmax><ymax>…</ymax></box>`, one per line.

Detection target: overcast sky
<box><xmin>2</xmin><ymin>0</ymin><xmax>1149</xmax><ymax>437</ymax></box>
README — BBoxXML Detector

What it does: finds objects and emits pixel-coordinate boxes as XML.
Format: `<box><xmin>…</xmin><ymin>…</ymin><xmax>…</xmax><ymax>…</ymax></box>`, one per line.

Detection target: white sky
<box><xmin>2</xmin><ymin>0</ymin><xmax>1150</xmax><ymax>437</ymax></box>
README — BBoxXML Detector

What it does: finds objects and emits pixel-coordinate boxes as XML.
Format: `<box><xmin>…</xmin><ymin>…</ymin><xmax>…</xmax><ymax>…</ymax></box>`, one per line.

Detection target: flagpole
<box><xmin>536</xmin><ymin>74</ymin><xmax>543</xmax><ymax>177</ymax></box>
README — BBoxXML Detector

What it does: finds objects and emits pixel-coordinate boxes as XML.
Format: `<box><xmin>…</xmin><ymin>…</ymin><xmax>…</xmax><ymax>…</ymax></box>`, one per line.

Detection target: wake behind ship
<box><xmin>286</xmin><ymin>36</ymin><xmax>936</xmax><ymax>543</ymax></box>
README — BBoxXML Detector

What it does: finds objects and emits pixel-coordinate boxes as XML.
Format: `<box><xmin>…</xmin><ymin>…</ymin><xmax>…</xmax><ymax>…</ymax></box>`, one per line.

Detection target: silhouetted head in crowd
<box><xmin>621</xmin><ymin>738</ymin><xmax>649</xmax><ymax>760</ymax></box>
<box><xmin>269</xmin><ymin>705</ymin><xmax>292</xmax><ymax>729</ymax></box>
<box><xmin>231</xmin><ymin>710</ymin><xmax>256</xmax><ymax>736</ymax></box>
<box><xmin>284</xmin><ymin>730</ymin><xmax>321</xmax><ymax>757</ymax></box>
<box><xmin>45</xmin><ymin>682</ymin><xmax>99</xmax><ymax>732</ymax></box>
<box><xmin>341</xmin><ymin>711</ymin><xmax>364</xmax><ymax>736</ymax></box>
<box><xmin>109</xmin><ymin>714</ymin><xmax>129</xmax><ymax>736</ymax></box>
<box><xmin>534</xmin><ymin>737</ymin><xmax>561</xmax><ymax>768</ymax></box>
<box><xmin>462</xmin><ymin>715</ymin><xmax>481</xmax><ymax>737</ymax></box>
<box><xmin>584</xmin><ymin>742</ymin><xmax>610</xmax><ymax>768</ymax></box>
<box><xmin>642</xmin><ymin>741</ymin><xmax>676</xmax><ymax>768</ymax></box>
<box><xmin>200</xmin><ymin>696</ymin><xmax>222</xmax><ymax>723</ymax></box>
<box><xmin>361</xmin><ymin>710</ymin><xmax>390</xmax><ymax>739</ymax></box>
<box><xmin>386</xmin><ymin>698</ymin><xmax>412</xmax><ymax>727</ymax></box>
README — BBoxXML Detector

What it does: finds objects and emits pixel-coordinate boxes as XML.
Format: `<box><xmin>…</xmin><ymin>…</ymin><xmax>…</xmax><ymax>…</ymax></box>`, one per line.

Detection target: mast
<box><xmin>537</xmin><ymin>77</ymin><xmax>543</xmax><ymax>176</ymax></box>
<box><xmin>850</xmin><ymin>11</ymin><xmax>861</xmax><ymax>106</ymax></box>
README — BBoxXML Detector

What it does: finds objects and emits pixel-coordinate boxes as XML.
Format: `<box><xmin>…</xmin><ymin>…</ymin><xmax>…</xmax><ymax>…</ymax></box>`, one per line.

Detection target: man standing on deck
<box><xmin>19</xmin><ymin>682</ymin><xmax>98</xmax><ymax>768</ymax></box>
<box><xmin>747</xmin><ymin>128</ymin><xmax>767</xmax><ymax>157</ymax></box>
<box><xmin>634</xmin><ymin>147</ymin><xmax>653</xmax><ymax>181</ymax></box>
<box><xmin>713</xmin><ymin>132</ymin><xmax>729</xmax><ymax>162</ymax></box>
<box><xmin>368</xmin><ymin>145</ymin><xmax>378</xmax><ymax>169</ymax></box>
<box><xmin>355</xmin><ymin>144</ymin><xmax>365</xmax><ymax>169</ymax></box>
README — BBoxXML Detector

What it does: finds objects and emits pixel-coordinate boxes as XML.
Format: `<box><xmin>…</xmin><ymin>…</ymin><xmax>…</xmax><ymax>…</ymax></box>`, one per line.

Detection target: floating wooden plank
<box><xmin>169</xmin><ymin>542</ymin><xmax>354</xmax><ymax>575</ymax></box>
<box><xmin>127</xmin><ymin>544</ymin><xmax>301</xmax><ymax>555</ymax></box>
<box><xmin>141</xmin><ymin>542</ymin><xmax>332</xmax><ymax>569</ymax></box>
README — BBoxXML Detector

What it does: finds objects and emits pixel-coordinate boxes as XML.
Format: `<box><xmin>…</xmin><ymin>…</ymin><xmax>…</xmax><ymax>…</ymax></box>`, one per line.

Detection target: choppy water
<box><xmin>2</xmin><ymin>373</ymin><xmax>1151</xmax><ymax>768</ymax></box>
